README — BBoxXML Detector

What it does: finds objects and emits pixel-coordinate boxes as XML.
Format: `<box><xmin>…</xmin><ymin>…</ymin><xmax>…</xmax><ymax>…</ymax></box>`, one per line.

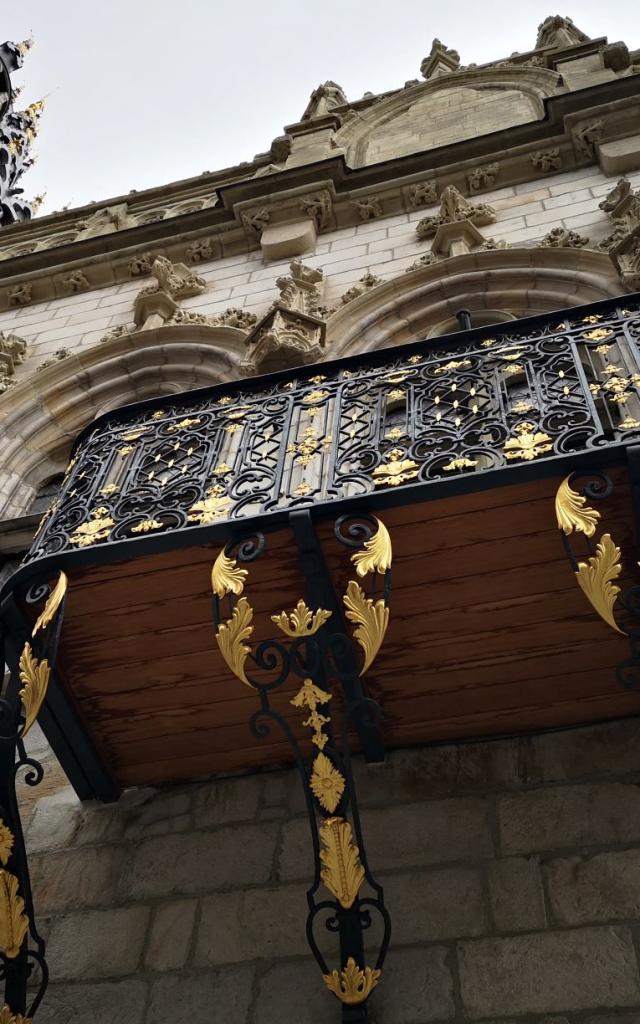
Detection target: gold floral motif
<box><xmin>215</xmin><ymin>597</ymin><xmax>254</xmax><ymax>685</ymax></box>
<box><xmin>433</xmin><ymin>359</ymin><xmax>471</xmax><ymax>375</ymax></box>
<box><xmin>303</xmin><ymin>389</ymin><xmax>329</xmax><ymax>404</ymax></box>
<box><xmin>286</xmin><ymin>428</ymin><xmax>332</xmax><ymax>466</ymax></box>
<box><xmin>309</xmin><ymin>375</ymin><xmax>327</xmax><ymax>385</ymax></box>
<box><xmin>293</xmin><ymin>482</ymin><xmax>312</xmax><ymax>496</ymax></box>
<box><xmin>271</xmin><ymin>600</ymin><xmax>332</xmax><ymax>637</ymax></box>
<box><xmin>18</xmin><ymin>643</ymin><xmax>51</xmax><ymax>737</ymax></box>
<box><xmin>387</xmin><ymin>388</ymin><xmax>405</xmax><ymax>401</ymax></box>
<box><xmin>575</xmin><ymin>533</ymin><xmax>624</xmax><ymax>635</ymax></box>
<box><xmin>0</xmin><ymin>1005</ymin><xmax>32</xmax><ymax>1024</ymax></box>
<box><xmin>151</xmin><ymin>410</ymin><xmax>166</xmax><ymax>420</ymax></box>
<box><xmin>406</xmin><ymin>354</ymin><xmax>423</xmax><ymax>364</ymax></box>
<box><xmin>504</xmin><ymin>423</ymin><xmax>552</xmax><ymax>462</ymax></box>
<box><xmin>385</xmin><ymin>427</ymin><xmax>404</xmax><ymax>440</ymax></box>
<box><xmin>323</xmin><ymin>959</ymin><xmax>381</xmax><ymax>1005</ymax></box>
<box><xmin>217</xmin><ymin>396</ymin><xmax>233</xmax><ymax>406</ymax></box>
<box><xmin>225</xmin><ymin>424</ymin><xmax>242</xmax><ymax>434</ymax></box>
<box><xmin>166</xmin><ymin>417</ymin><xmax>202</xmax><ymax>433</ymax></box>
<box><xmin>32</xmin><ymin>571</ymin><xmax>67</xmax><ymax>636</ymax></box>
<box><xmin>480</xmin><ymin>338</ymin><xmax>495</xmax><ymax>347</ymax></box>
<box><xmin>511</xmin><ymin>400</ymin><xmax>533</xmax><ymax>414</ymax></box>
<box><xmin>594</xmin><ymin>344</ymin><xmax>612</xmax><ymax>355</ymax></box>
<box><xmin>212</xmin><ymin>462</ymin><xmax>232</xmax><ymax>476</ymax></box>
<box><xmin>601</xmin><ymin>365</ymin><xmax>625</xmax><ymax>376</ymax></box>
<box><xmin>319</xmin><ymin>817</ymin><xmax>365</xmax><ymax>909</ymax></box>
<box><xmin>226</xmin><ymin>409</ymin><xmax>248</xmax><ymax>421</ymax></box>
<box><xmin>583</xmin><ymin>328</ymin><xmax>613</xmax><ymax>341</ymax></box>
<box><xmin>502</xmin><ymin>363</ymin><xmax>525</xmax><ymax>377</ymax></box>
<box><xmin>117</xmin><ymin>444</ymin><xmax>134</xmax><ymax>457</ymax></box>
<box><xmin>99</xmin><ymin>483</ymin><xmax>120</xmax><ymax>496</ymax></box>
<box><xmin>188</xmin><ymin>494</ymin><xmax>231</xmax><ymax>524</ymax></box>
<box><xmin>344</xmin><ymin>581</ymin><xmax>389</xmax><ymax>676</ymax></box>
<box><xmin>310</xmin><ymin>752</ymin><xmax>345</xmax><ymax>813</ymax></box>
<box><xmin>555</xmin><ymin>477</ymin><xmax>601</xmax><ymax>537</ymax></box>
<box><xmin>130</xmin><ymin>519</ymin><xmax>163</xmax><ymax>533</ymax></box>
<box><xmin>385</xmin><ymin>372</ymin><xmax>408</xmax><ymax>384</ymax></box>
<box><xmin>0</xmin><ymin>823</ymin><xmax>14</xmax><ymax>867</ymax></box>
<box><xmin>583</xmin><ymin>314</ymin><xmax>602</xmax><ymax>324</ymax></box>
<box><xmin>291</xmin><ymin>679</ymin><xmax>332</xmax><ymax>750</ymax></box>
<box><xmin>442</xmin><ymin>456</ymin><xmax>478</xmax><ymax>472</ymax></box>
<box><xmin>0</xmin><ymin>871</ymin><xmax>28</xmax><ymax>958</ymax></box>
<box><xmin>372</xmin><ymin>449</ymin><xmax>418</xmax><ymax>487</ymax></box>
<box><xmin>620</xmin><ymin>417</ymin><xmax>640</xmax><ymax>430</ymax></box>
<box><xmin>211</xmin><ymin>551</ymin><xmax>248</xmax><ymax>600</ymax></box>
<box><xmin>502</xmin><ymin>352</ymin><xmax>524</xmax><ymax>362</ymax></box>
<box><xmin>69</xmin><ymin>512</ymin><xmax>114</xmax><ymax>547</ymax></box>
<box><xmin>352</xmin><ymin>517</ymin><xmax>392</xmax><ymax>577</ymax></box>
<box><xmin>121</xmin><ymin>428</ymin><xmax>148</xmax><ymax>441</ymax></box>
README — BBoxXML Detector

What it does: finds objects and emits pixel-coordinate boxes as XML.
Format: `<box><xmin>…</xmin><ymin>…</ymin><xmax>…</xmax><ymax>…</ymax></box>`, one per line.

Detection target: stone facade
<box><xmin>2</xmin><ymin>15</ymin><xmax>640</xmax><ymax>1023</ymax></box>
<box><xmin>19</xmin><ymin>718</ymin><xmax>640</xmax><ymax>1023</ymax></box>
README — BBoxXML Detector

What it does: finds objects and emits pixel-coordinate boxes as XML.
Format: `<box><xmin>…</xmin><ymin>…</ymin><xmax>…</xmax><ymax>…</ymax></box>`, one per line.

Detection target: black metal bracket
<box><xmin>289</xmin><ymin>509</ymin><xmax>385</xmax><ymax>764</ymax></box>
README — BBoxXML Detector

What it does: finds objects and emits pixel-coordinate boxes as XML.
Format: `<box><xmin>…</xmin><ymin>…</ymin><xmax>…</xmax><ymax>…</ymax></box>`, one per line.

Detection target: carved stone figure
<box><xmin>536</xmin><ymin>16</ymin><xmax>590</xmax><ymax>50</ymax></box>
<box><xmin>60</xmin><ymin>270</ymin><xmax>90</xmax><ymax>295</ymax></box>
<box><xmin>597</xmin><ymin>178</ymin><xmax>640</xmax><ymax>289</ymax></box>
<box><xmin>301</xmin><ymin>81</ymin><xmax>348</xmax><ymax>121</ymax></box>
<box><xmin>415</xmin><ymin>185</ymin><xmax>496</xmax><ymax>240</ymax></box>
<box><xmin>299</xmin><ymin>193</ymin><xmax>332</xmax><ymax>230</ymax></box>
<box><xmin>406</xmin><ymin>251</ymin><xmax>439</xmax><ymax>272</ymax></box>
<box><xmin>99</xmin><ymin>324</ymin><xmax>132</xmax><ymax>344</ymax></box>
<box><xmin>275</xmin><ymin>259</ymin><xmax>324</xmax><ymax>316</ymax></box>
<box><xmin>420</xmin><ymin>39</ymin><xmax>461</xmax><ymax>80</ymax></box>
<box><xmin>75</xmin><ymin>203</ymin><xmax>132</xmax><ymax>238</ymax></box>
<box><xmin>36</xmin><ymin>347</ymin><xmax>70</xmax><ymax>371</ymax></box>
<box><xmin>0</xmin><ymin>332</ymin><xmax>26</xmax><ymax>373</ymax></box>
<box><xmin>0</xmin><ymin>373</ymin><xmax>16</xmax><ymax>394</ymax></box>
<box><xmin>540</xmin><ymin>227</ymin><xmax>590</xmax><ymax>248</ymax></box>
<box><xmin>7</xmin><ymin>283</ymin><xmax>31</xmax><ymax>306</ymax></box>
<box><xmin>214</xmin><ymin>308</ymin><xmax>258</xmax><ymax>330</ymax></box>
<box><xmin>530</xmin><ymin>149</ymin><xmax>562</xmax><ymax>173</ymax></box>
<box><xmin>467</xmin><ymin>163</ymin><xmax>500</xmax><ymax>193</ymax></box>
<box><xmin>145</xmin><ymin>256</ymin><xmax>206</xmax><ymax>300</ymax></box>
<box><xmin>241</xmin><ymin>207</ymin><xmax>270</xmax><ymax>237</ymax></box>
<box><xmin>128</xmin><ymin>253</ymin><xmax>154</xmax><ymax>276</ymax></box>
<box><xmin>186</xmin><ymin>239</ymin><xmax>213</xmax><ymax>264</ymax></box>
<box><xmin>340</xmin><ymin>271</ymin><xmax>382</xmax><ymax>305</ymax></box>
<box><xmin>352</xmin><ymin>196</ymin><xmax>382</xmax><ymax>222</ymax></box>
<box><xmin>573</xmin><ymin>120</ymin><xmax>605</xmax><ymax>162</ymax></box>
<box><xmin>407</xmin><ymin>181</ymin><xmax>437</xmax><ymax>209</ymax></box>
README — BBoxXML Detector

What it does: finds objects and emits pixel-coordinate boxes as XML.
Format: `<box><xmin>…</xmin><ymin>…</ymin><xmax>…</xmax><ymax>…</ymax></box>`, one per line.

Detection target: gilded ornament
<box><xmin>583</xmin><ymin>314</ymin><xmax>602</xmax><ymax>324</ymax></box>
<box><xmin>323</xmin><ymin>959</ymin><xmax>381</xmax><ymax>1005</ymax></box>
<box><xmin>372</xmin><ymin>450</ymin><xmax>419</xmax><ymax>487</ymax></box>
<box><xmin>291</xmin><ymin>679</ymin><xmax>332</xmax><ymax>749</ymax></box>
<box><xmin>594</xmin><ymin>344</ymin><xmax>612</xmax><ymax>355</ymax></box>
<box><xmin>575</xmin><ymin>533</ymin><xmax>625</xmax><ymax>635</ymax></box>
<box><xmin>69</xmin><ymin>513</ymin><xmax>114</xmax><ymax>546</ymax></box>
<box><xmin>555</xmin><ymin>477</ymin><xmax>600</xmax><ymax>537</ymax></box>
<box><xmin>166</xmin><ymin>417</ymin><xmax>202</xmax><ymax>433</ymax></box>
<box><xmin>0</xmin><ymin>1006</ymin><xmax>32</xmax><ymax>1024</ymax></box>
<box><xmin>0</xmin><ymin>870</ymin><xmax>28</xmax><ymax>958</ymax></box>
<box><xmin>406</xmin><ymin>354</ymin><xmax>423</xmax><ymax>364</ymax></box>
<box><xmin>583</xmin><ymin>328</ymin><xmax>613</xmax><ymax>341</ymax></box>
<box><xmin>503</xmin><ymin>424</ymin><xmax>553</xmax><ymax>462</ymax></box>
<box><xmin>385</xmin><ymin>427</ymin><xmax>404</xmax><ymax>440</ymax></box>
<box><xmin>480</xmin><ymin>338</ymin><xmax>495</xmax><ymax>347</ymax></box>
<box><xmin>443</xmin><ymin>456</ymin><xmax>478</xmax><ymax>472</ymax></box>
<box><xmin>293</xmin><ymin>482</ymin><xmax>312</xmax><ymax>496</ymax></box>
<box><xmin>351</xmin><ymin>517</ymin><xmax>392</xmax><ymax>577</ymax></box>
<box><xmin>620</xmin><ymin>417</ymin><xmax>640</xmax><ymax>430</ymax></box>
<box><xmin>117</xmin><ymin>444</ymin><xmax>134</xmax><ymax>457</ymax></box>
<box><xmin>18</xmin><ymin>643</ymin><xmax>51</xmax><ymax>736</ymax></box>
<box><xmin>151</xmin><ymin>410</ymin><xmax>166</xmax><ymax>420</ymax></box>
<box><xmin>122</xmin><ymin>428</ymin><xmax>148</xmax><ymax>441</ymax></box>
<box><xmin>310</xmin><ymin>752</ymin><xmax>346</xmax><ymax>813</ymax></box>
<box><xmin>212</xmin><ymin>462</ymin><xmax>232</xmax><ymax>476</ymax></box>
<box><xmin>303</xmin><ymin>389</ymin><xmax>330</xmax><ymax>404</ymax></box>
<box><xmin>319</xmin><ymin>817</ymin><xmax>365</xmax><ymax>909</ymax></box>
<box><xmin>99</xmin><ymin>483</ymin><xmax>119</xmax><ymax>495</ymax></box>
<box><xmin>32</xmin><ymin>571</ymin><xmax>67</xmax><ymax>635</ymax></box>
<box><xmin>271</xmin><ymin>600</ymin><xmax>332</xmax><ymax>637</ymax></box>
<box><xmin>344</xmin><ymin>581</ymin><xmax>389</xmax><ymax>676</ymax></box>
<box><xmin>0</xmin><ymin>822</ymin><xmax>14</xmax><ymax>867</ymax></box>
<box><xmin>385</xmin><ymin>372</ymin><xmax>408</xmax><ymax>384</ymax></box>
<box><xmin>309</xmin><ymin>375</ymin><xmax>327</xmax><ymax>385</ymax></box>
<box><xmin>211</xmin><ymin>551</ymin><xmax>248</xmax><ymax>600</ymax></box>
<box><xmin>215</xmin><ymin>597</ymin><xmax>254</xmax><ymax>685</ymax></box>
<box><xmin>188</xmin><ymin>494</ymin><xmax>231</xmax><ymax>524</ymax></box>
<box><xmin>502</xmin><ymin>363</ymin><xmax>525</xmax><ymax>377</ymax></box>
<box><xmin>387</xmin><ymin>388</ymin><xmax>405</xmax><ymax>400</ymax></box>
<box><xmin>130</xmin><ymin>519</ymin><xmax>163</xmax><ymax>533</ymax></box>
<box><xmin>433</xmin><ymin>359</ymin><xmax>471</xmax><ymax>375</ymax></box>
<box><xmin>511</xmin><ymin>400</ymin><xmax>533</xmax><ymax>414</ymax></box>
<box><xmin>217</xmin><ymin>396</ymin><xmax>233</xmax><ymax>406</ymax></box>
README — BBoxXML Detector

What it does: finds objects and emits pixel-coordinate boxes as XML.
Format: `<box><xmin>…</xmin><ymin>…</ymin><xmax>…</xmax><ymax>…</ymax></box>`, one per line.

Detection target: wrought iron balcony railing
<box><xmin>23</xmin><ymin>294</ymin><xmax>640</xmax><ymax>568</ymax></box>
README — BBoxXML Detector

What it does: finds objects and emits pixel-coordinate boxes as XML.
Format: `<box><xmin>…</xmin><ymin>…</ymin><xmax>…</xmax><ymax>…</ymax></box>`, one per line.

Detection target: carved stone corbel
<box><xmin>597</xmin><ymin>178</ymin><xmax>640</xmax><ymax>290</ymax></box>
<box><xmin>236</xmin><ymin>186</ymin><xmax>335</xmax><ymax>260</ymax></box>
<box><xmin>572</xmin><ymin>119</ymin><xmax>606</xmax><ymax>164</ymax></box>
<box><xmin>415</xmin><ymin>185</ymin><xmax>496</xmax><ymax>240</ymax></box>
<box><xmin>133</xmin><ymin>255</ymin><xmax>206</xmax><ymax>329</ymax></box>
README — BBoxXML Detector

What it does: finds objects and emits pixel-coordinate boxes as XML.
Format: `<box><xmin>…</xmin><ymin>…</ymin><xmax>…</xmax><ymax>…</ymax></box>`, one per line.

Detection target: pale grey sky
<box><xmin>3</xmin><ymin>1</ymin><xmax>640</xmax><ymax>215</ymax></box>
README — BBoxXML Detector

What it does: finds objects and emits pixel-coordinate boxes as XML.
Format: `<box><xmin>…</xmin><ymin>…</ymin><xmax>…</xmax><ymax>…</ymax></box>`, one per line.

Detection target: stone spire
<box><xmin>0</xmin><ymin>36</ymin><xmax>42</xmax><ymax>226</ymax></box>
<box><xmin>420</xmin><ymin>39</ymin><xmax>461</xmax><ymax>80</ymax></box>
<box><xmin>535</xmin><ymin>16</ymin><xmax>590</xmax><ymax>50</ymax></box>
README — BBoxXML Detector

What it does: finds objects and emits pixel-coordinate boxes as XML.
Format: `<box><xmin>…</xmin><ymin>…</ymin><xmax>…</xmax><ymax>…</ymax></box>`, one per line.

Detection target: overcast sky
<box><xmin>3</xmin><ymin>1</ymin><xmax>640</xmax><ymax>216</ymax></box>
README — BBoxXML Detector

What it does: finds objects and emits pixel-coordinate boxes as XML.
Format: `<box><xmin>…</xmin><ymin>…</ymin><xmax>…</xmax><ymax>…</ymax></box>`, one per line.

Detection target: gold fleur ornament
<box><xmin>0</xmin><ymin>1006</ymin><xmax>32</xmax><ymax>1024</ymax></box>
<box><xmin>323</xmin><ymin>959</ymin><xmax>381</xmax><ymax>1005</ymax></box>
<box><xmin>271</xmin><ymin>600</ymin><xmax>331</xmax><ymax>637</ymax></box>
<box><xmin>351</xmin><ymin>517</ymin><xmax>392</xmax><ymax>576</ymax></box>
<box><xmin>503</xmin><ymin>423</ymin><xmax>553</xmax><ymax>462</ymax></box>
<box><xmin>18</xmin><ymin>644</ymin><xmax>51</xmax><ymax>736</ymax></box>
<box><xmin>344</xmin><ymin>581</ymin><xmax>389</xmax><ymax>676</ymax></box>
<box><xmin>310</xmin><ymin>752</ymin><xmax>346</xmax><ymax>813</ymax></box>
<box><xmin>211</xmin><ymin>551</ymin><xmax>248</xmax><ymax>600</ymax></box>
<box><xmin>575</xmin><ymin>534</ymin><xmax>624</xmax><ymax>635</ymax></box>
<box><xmin>215</xmin><ymin>598</ymin><xmax>254</xmax><ymax>686</ymax></box>
<box><xmin>555</xmin><ymin>477</ymin><xmax>600</xmax><ymax>537</ymax></box>
<box><xmin>0</xmin><ymin>823</ymin><xmax>14</xmax><ymax>867</ymax></box>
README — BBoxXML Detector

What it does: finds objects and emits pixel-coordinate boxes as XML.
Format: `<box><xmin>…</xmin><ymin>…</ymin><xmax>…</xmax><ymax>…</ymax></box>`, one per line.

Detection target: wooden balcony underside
<box><xmin>21</xmin><ymin>466</ymin><xmax>638</xmax><ymax>792</ymax></box>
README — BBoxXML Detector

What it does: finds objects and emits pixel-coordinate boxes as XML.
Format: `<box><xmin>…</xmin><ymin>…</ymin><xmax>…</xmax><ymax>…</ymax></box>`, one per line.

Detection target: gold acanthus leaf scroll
<box><xmin>271</xmin><ymin>600</ymin><xmax>332</xmax><ymax>637</ymax></box>
<box><xmin>310</xmin><ymin>752</ymin><xmax>346</xmax><ymax>813</ymax></box>
<box><xmin>0</xmin><ymin>822</ymin><xmax>14</xmax><ymax>867</ymax></box>
<box><xmin>18</xmin><ymin>643</ymin><xmax>51</xmax><ymax>737</ymax></box>
<box><xmin>575</xmin><ymin>533</ymin><xmax>625</xmax><ymax>635</ymax></box>
<box><xmin>32</xmin><ymin>571</ymin><xmax>67</xmax><ymax>635</ymax></box>
<box><xmin>211</xmin><ymin>550</ymin><xmax>248</xmax><ymax>600</ymax></box>
<box><xmin>0</xmin><ymin>870</ymin><xmax>28</xmax><ymax>958</ymax></box>
<box><xmin>343</xmin><ymin>581</ymin><xmax>389</xmax><ymax>676</ymax></box>
<box><xmin>555</xmin><ymin>477</ymin><xmax>600</xmax><ymax>537</ymax></box>
<box><xmin>323</xmin><ymin>958</ymin><xmax>381</xmax><ymax>1005</ymax></box>
<box><xmin>351</xmin><ymin>517</ymin><xmax>392</xmax><ymax>577</ymax></box>
<box><xmin>215</xmin><ymin>597</ymin><xmax>254</xmax><ymax>686</ymax></box>
<box><xmin>0</xmin><ymin>1005</ymin><xmax>32</xmax><ymax>1024</ymax></box>
<box><xmin>319</xmin><ymin>816</ymin><xmax>365</xmax><ymax>909</ymax></box>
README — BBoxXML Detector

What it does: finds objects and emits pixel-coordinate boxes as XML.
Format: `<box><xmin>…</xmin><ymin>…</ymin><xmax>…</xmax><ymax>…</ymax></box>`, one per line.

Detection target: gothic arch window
<box><xmin>29</xmin><ymin>474</ymin><xmax>64</xmax><ymax>516</ymax></box>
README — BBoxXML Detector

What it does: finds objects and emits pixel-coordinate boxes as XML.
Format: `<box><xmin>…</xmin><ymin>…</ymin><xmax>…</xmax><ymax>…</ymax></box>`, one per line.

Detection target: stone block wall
<box><xmin>19</xmin><ymin>715</ymin><xmax>640</xmax><ymax>1023</ymax></box>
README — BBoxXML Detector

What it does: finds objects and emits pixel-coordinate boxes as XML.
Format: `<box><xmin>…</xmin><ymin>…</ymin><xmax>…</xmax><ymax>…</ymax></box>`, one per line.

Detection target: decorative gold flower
<box><xmin>323</xmin><ymin>958</ymin><xmax>381</xmax><ymax>1005</ymax></box>
<box><xmin>188</xmin><ymin>494</ymin><xmax>230</xmax><ymax>524</ymax></box>
<box><xmin>503</xmin><ymin>423</ymin><xmax>553</xmax><ymax>461</ymax></box>
<box><xmin>69</xmin><ymin>514</ymin><xmax>114</xmax><ymax>547</ymax></box>
<box><xmin>583</xmin><ymin>328</ymin><xmax>613</xmax><ymax>341</ymax></box>
<box><xmin>0</xmin><ymin>822</ymin><xmax>14</xmax><ymax>867</ymax></box>
<box><xmin>372</xmin><ymin>450</ymin><xmax>418</xmax><ymax>487</ymax></box>
<box><xmin>271</xmin><ymin>600</ymin><xmax>331</xmax><ymax>637</ymax></box>
<box><xmin>130</xmin><ymin>519</ymin><xmax>163</xmax><ymax>533</ymax></box>
<box><xmin>442</xmin><ymin>456</ymin><xmax>478</xmax><ymax>472</ymax></box>
<box><xmin>433</xmin><ymin>359</ymin><xmax>471</xmax><ymax>375</ymax></box>
<box><xmin>303</xmin><ymin>389</ymin><xmax>329</xmax><ymax>404</ymax></box>
<box><xmin>310</xmin><ymin>752</ymin><xmax>345</xmax><ymax>813</ymax></box>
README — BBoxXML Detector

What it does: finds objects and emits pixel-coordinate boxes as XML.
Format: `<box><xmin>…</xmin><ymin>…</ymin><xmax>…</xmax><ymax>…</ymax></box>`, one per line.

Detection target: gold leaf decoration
<box><xmin>271</xmin><ymin>600</ymin><xmax>332</xmax><ymax>637</ymax></box>
<box><xmin>0</xmin><ymin>1004</ymin><xmax>31</xmax><ymax>1024</ymax></box>
<box><xmin>575</xmin><ymin>533</ymin><xmax>625</xmax><ymax>635</ymax></box>
<box><xmin>319</xmin><ymin>817</ymin><xmax>365</xmax><ymax>909</ymax></box>
<box><xmin>555</xmin><ymin>477</ymin><xmax>600</xmax><ymax>537</ymax></box>
<box><xmin>323</xmin><ymin>958</ymin><xmax>381</xmax><ymax>1005</ymax></box>
<box><xmin>0</xmin><ymin>870</ymin><xmax>28</xmax><ymax>958</ymax></box>
<box><xmin>291</xmin><ymin>679</ymin><xmax>332</xmax><ymax>750</ymax></box>
<box><xmin>211</xmin><ymin>550</ymin><xmax>248</xmax><ymax>600</ymax></box>
<box><xmin>18</xmin><ymin>643</ymin><xmax>51</xmax><ymax>737</ymax></box>
<box><xmin>32</xmin><ymin>571</ymin><xmax>67</xmax><ymax>636</ymax></box>
<box><xmin>351</xmin><ymin>517</ymin><xmax>392</xmax><ymax>577</ymax></box>
<box><xmin>343</xmin><ymin>581</ymin><xmax>389</xmax><ymax>676</ymax></box>
<box><xmin>215</xmin><ymin>598</ymin><xmax>254</xmax><ymax>686</ymax></box>
<box><xmin>0</xmin><ymin>822</ymin><xmax>14</xmax><ymax>867</ymax></box>
<box><xmin>310</xmin><ymin>752</ymin><xmax>345</xmax><ymax>813</ymax></box>
<box><xmin>69</xmin><ymin>513</ymin><xmax>114</xmax><ymax>547</ymax></box>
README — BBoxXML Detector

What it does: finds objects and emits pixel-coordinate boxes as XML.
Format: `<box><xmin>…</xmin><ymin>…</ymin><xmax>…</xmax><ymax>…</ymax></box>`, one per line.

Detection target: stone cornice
<box><xmin>0</xmin><ymin>74</ymin><xmax>638</xmax><ymax>312</ymax></box>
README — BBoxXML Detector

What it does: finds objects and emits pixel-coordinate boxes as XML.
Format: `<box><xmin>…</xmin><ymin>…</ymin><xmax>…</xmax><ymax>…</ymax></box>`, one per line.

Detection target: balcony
<box><xmin>3</xmin><ymin>294</ymin><xmax>640</xmax><ymax>799</ymax></box>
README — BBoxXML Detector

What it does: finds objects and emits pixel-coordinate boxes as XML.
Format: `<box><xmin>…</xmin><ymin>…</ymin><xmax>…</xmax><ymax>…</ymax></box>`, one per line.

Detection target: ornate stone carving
<box><xmin>99</xmin><ymin>324</ymin><xmax>132</xmax><ymax>344</ymax></box>
<box><xmin>540</xmin><ymin>227</ymin><xmax>590</xmax><ymax>248</ymax></box>
<box><xmin>351</xmin><ymin>196</ymin><xmax>382</xmax><ymax>222</ymax></box>
<box><xmin>270</xmin><ymin>135</ymin><xmax>293</xmax><ymax>163</ymax></box>
<box><xmin>60</xmin><ymin>270</ymin><xmax>90</xmax><ymax>294</ymax></box>
<box><xmin>415</xmin><ymin>185</ymin><xmax>496</xmax><ymax>240</ymax></box>
<box><xmin>299</xmin><ymin>193</ymin><xmax>332</xmax><ymax>230</ymax></box>
<box><xmin>128</xmin><ymin>253</ymin><xmax>154</xmax><ymax>276</ymax></box>
<box><xmin>573</xmin><ymin>119</ymin><xmax>605</xmax><ymax>162</ymax></box>
<box><xmin>36</xmin><ymin>347</ymin><xmax>70</xmax><ymax>371</ymax></box>
<box><xmin>7</xmin><ymin>283</ymin><xmax>31</xmax><ymax>306</ymax></box>
<box><xmin>479</xmin><ymin>237</ymin><xmax>509</xmax><ymax>251</ymax></box>
<box><xmin>0</xmin><ymin>374</ymin><xmax>16</xmax><ymax>395</ymax></box>
<box><xmin>0</xmin><ymin>333</ymin><xmax>26</xmax><ymax>375</ymax></box>
<box><xmin>598</xmin><ymin>178</ymin><xmax>640</xmax><ymax>289</ymax></box>
<box><xmin>185</xmin><ymin>239</ymin><xmax>213</xmax><ymax>264</ymax></box>
<box><xmin>467</xmin><ymin>163</ymin><xmax>500</xmax><ymax>193</ymax></box>
<box><xmin>301</xmin><ymin>81</ymin><xmax>347</xmax><ymax>121</ymax></box>
<box><xmin>276</xmin><ymin>259</ymin><xmax>324</xmax><ymax>316</ymax></box>
<box><xmin>241</xmin><ymin>207</ymin><xmax>270</xmax><ymax>238</ymax></box>
<box><xmin>340</xmin><ymin>271</ymin><xmax>382</xmax><ymax>305</ymax></box>
<box><xmin>74</xmin><ymin>203</ymin><xmax>133</xmax><ymax>238</ymax></box>
<box><xmin>406</xmin><ymin>251</ymin><xmax>439</xmax><ymax>272</ymax></box>
<box><xmin>530</xmin><ymin>148</ymin><xmax>563</xmax><ymax>173</ymax></box>
<box><xmin>144</xmin><ymin>256</ymin><xmax>206</xmax><ymax>300</ymax></box>
<box><xmin>420</xmin><ymin>39</ymin><xmax>461</xmax><ymax>79</ymax></box>
<box><xmin>536</xmin><ymin>16</ymin><xmax>589</xmax><ymax>50</ymax></box>
<box><xmin>214</xmin><ymin>308</ymin><xmax>258</xmax><ymax>330</ymax></box>
<box><xmin>406</xmin><ymin>181</ymin><xmax>437</xmax><ymax>209</ymax></box>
